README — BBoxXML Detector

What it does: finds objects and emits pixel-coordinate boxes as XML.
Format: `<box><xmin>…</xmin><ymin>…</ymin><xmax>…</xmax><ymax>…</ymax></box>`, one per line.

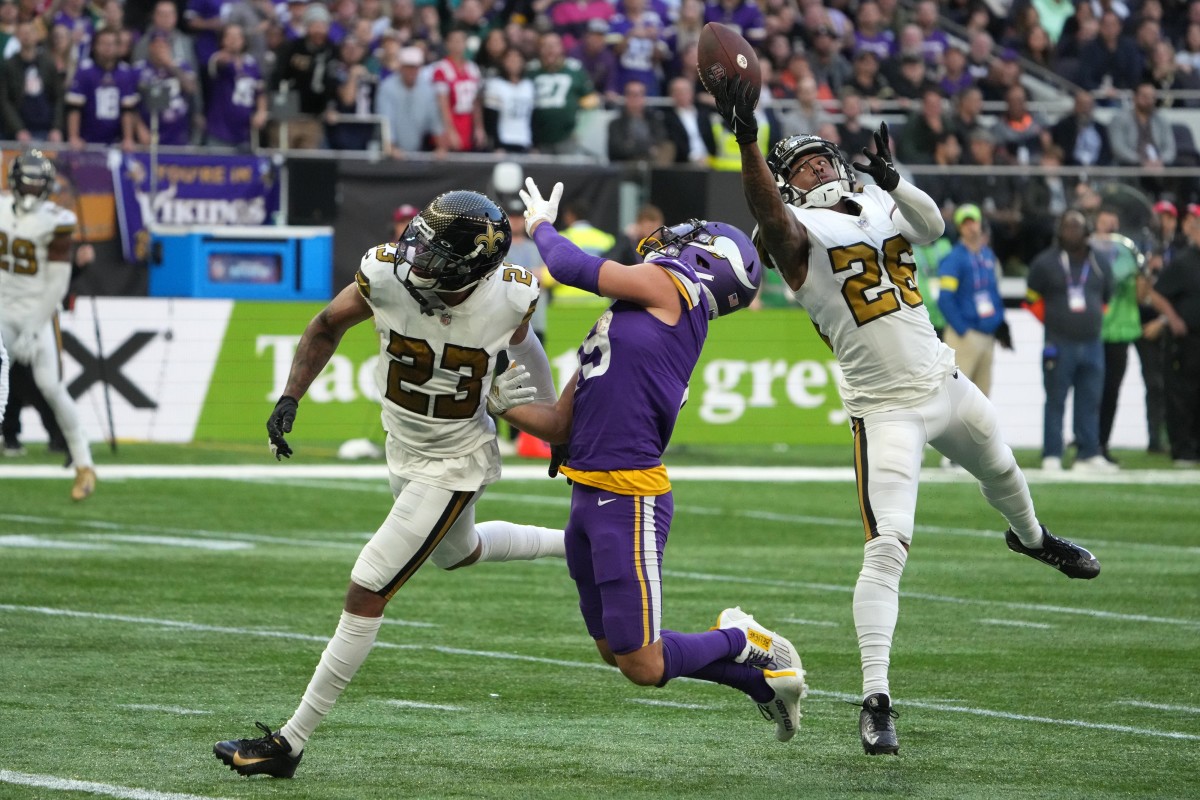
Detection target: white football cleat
<box><xmin>713</xmin><ymin>606</ymin><xmax>797</xmax><ymax>671</ymax></box>
<box><xmin>758</xmin><ymin>668</ymin><xmax>807</xmax><ymax>742</ymax></box>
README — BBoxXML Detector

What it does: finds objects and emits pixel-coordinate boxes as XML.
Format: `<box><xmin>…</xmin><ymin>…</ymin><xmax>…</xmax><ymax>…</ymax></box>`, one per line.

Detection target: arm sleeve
<box><xmin>531</xmin><ymin>223</ymin><xmax>605</xmax><ymax>295</ymax></box>
<box><xmin>506</xmin><ymin>329</ymin><xmax>556</xmax><ymax>403</ymax></box>
<box><xmin>888</xmin><ymin>177</ymin><xmax>945</xmax><ymax>245</ymax></box>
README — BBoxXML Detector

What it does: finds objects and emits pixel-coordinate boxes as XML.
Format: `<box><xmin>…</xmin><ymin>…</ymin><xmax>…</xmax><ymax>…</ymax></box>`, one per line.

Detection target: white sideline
<box><xmin>2</xmin><ymin>463</ymin><xmax>1199</xmax><ymax>485</ymax></box>
<box><xmin>1</xmin><ymin>604</ymin><xmax>1196</xmax><ymax>743</ymax></box>
<box><xmin>978</xmin><ymin>619</ymin><xmax>1054</xmax><ymax>629</ymax></box>
<box><xmin>0</xmin><ymin>770</ymin><xmax>230</xmax><ymax>800</ymax></box>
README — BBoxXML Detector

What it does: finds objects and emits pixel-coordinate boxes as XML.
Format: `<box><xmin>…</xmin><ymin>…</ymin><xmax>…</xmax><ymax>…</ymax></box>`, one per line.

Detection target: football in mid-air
<box><xmin>697</xmin><ymin>22</ymin><xmax>761</xmax><ymax>96</ymax></box>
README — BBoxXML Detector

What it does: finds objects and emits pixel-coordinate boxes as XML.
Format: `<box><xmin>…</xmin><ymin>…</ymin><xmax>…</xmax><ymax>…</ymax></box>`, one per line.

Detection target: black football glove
<box><xmin>267</xmin><ymin>395</ymin><xmax>298</xmax><ymax>460</ymax></box>
<box><xmin>709</xmin><ymin>74</ymin><xmax>760</xmax><ymax>145</ymax></box>
<box><xmin>852</xmin><ymin>121</ymin><xmax>900</xmax><ymax>191</ymax></box>
<box><xmin>995</xmin><ymin>320</ymin><xmax>1014</xmax><ymax>351</ymax></box>
<box><xmin>548</xmin><ymin>442</ymin><xmax>571</xmax><ymax>480</ymax></box>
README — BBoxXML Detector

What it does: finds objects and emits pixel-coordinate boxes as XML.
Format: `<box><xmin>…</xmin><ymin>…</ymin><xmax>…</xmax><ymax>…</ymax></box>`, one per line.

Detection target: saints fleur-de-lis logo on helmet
<box><xmin>474</xmin><ymin>220</ymin><xmax>506</xmax><ymax>256</ymax></box>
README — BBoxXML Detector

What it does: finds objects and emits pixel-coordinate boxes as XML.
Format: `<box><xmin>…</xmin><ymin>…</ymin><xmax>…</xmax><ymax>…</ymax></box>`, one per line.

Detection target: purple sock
<box><xmin>688</xmin><ymin>661</ymin><xmax>774</xmax><ymax>703</ymax></box>
<box><xmin>659</xmin><ymin>628</ymin><xmax>744</xmax><ymax>682</ymax></box>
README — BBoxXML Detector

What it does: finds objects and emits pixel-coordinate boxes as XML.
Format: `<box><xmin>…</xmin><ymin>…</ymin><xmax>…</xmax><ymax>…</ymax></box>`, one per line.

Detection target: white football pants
<box><xmin>0</xmin><ymin>317</ymin><xmax>92</xmax><ymax>468</ymax></box>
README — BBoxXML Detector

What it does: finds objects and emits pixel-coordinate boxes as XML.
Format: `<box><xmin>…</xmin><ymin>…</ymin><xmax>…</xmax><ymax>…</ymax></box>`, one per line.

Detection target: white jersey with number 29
<box><xmin>792</xmin><ymin>184</ymin><xmax>956</xmax><ymax>417</ymax></box>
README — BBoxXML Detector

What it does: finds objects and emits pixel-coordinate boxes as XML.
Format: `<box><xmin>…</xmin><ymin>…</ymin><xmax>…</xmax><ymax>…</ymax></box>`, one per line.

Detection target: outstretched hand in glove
<box><xmin>852</xmin><ymin>122</ymin><xmax>900</xmax><ymax>191</ymax></box>
<box><xmin>708</xmin><ymin>75</ymin><xmax>760</xmax><ymax>145</ymax></box>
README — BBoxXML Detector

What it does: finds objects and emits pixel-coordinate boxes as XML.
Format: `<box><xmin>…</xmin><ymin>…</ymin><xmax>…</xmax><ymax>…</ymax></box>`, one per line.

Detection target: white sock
<box><xmin>280</xmin><ymin>610</ymin><xmax>382</xmax><ymax>755</ymax></box>
<box><xmin>978</xmin><ymin>462</ymin><xmax>1042</xmax><ymax>546</ymax></box>
<box><xmin>475</xmin><ymin>520</ymin><xmax>565</xmax><ymax>562</ymax></box>
<box><xmin>854</xmin><ymin>536</ymin><xmax>908</xmax><ymax>700</ymax></box>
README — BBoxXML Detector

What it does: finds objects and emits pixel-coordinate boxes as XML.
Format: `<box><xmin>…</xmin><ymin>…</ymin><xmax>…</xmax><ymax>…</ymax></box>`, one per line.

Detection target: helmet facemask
<box><xmin>767</xmin><ymin>135</ymin><xmax>856</xmax><ymax>209</ymax></box>
<box><xmin>638</xmin><ymin>219</ymin><xmax>762</xmax><ymax>318</ymax></box>
<box><xmin>9</xmin><ymin>151</ymin><xmax>55</xmax><ymax>215</ymax></box>
<box><xmin>392</xmin><ymin>191</ymin><xmax>511</xmax><ymax>314</ymax></box>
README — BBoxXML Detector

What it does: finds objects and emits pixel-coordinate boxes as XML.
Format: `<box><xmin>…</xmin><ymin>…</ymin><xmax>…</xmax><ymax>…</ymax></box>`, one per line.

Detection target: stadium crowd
<box><xmin>0</xmin><ymin>0</ymin><xmax>1197</xmax><ymax>166</ymax></box>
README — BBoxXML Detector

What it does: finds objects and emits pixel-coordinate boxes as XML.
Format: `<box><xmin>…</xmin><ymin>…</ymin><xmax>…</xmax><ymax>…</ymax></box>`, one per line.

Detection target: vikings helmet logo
<box><xmin>474</xmin><ymin>221</ymin><xmax>506</xmax><ymax>256</ymax></box>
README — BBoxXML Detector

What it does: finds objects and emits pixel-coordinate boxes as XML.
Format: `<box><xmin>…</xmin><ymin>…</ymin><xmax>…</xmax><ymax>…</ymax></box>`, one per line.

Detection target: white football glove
<box><xmin>9</xmin><ymin>330</ymin><xmax>38</xmax><ymax>364</ymax></box>
<box><xmin>519</xmin><ymin>177</ymin><xmax>563</xmax><ymax>232</ymax></box>
<box><xmin>487</xmin><ymin>363</ymin><xmax>537</xmax><ymax>415</ymax></box>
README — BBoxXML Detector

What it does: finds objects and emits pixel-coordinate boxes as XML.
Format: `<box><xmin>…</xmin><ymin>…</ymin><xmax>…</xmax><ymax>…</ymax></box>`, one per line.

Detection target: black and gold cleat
<box><xmin>214</xmin><ymin>722</ymin><xmax>302</xmax><ymax>778</ymax></box>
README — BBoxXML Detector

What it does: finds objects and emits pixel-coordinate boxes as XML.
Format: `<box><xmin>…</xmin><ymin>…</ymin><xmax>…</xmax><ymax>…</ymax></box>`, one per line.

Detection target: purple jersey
<box><xmin>136</xmin><ymin>62</ymin><xmax>195</xmax><ymax>145</ymax></box>
<box><xmin>854</xmin><ymin>31</ymin><xmax>895</xmax><ymax>62</ymax></box>
<box><xmin>561</xmin><ymin>259</ymin><xmax>709</xmax><ymax>490</ymax></box>
<box><xmin>608</xmin><ymin>11</ymin><xmax>665</xmax><ymax>94</ymax></box>
<box><xmin>703</xmin><ymin>1</ymin><xmax>767</xmax><ymax>46</ymax></box>
<box><xmin>185</xmin><ymin>0</ymin><xmax>227</xmax><ymax>71</ymax></box>
<box><xmin>66</xmin><ymin>60</ymin><xmax>140</xmax><ymax>144</ymax></box>
<box><xmin>205</xmin><ymin>54</ymin><xmax>262</xmax><ymax>145</ymax></box>
<box><xmin>53</xmin><ymin>11</ymin><xmax>93</xmax><ymax>63</ymax></box>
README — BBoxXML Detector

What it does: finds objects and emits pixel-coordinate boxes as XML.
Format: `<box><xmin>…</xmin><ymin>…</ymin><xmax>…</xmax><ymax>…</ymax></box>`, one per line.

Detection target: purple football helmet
<box><xmin>638</xmin><ymin>219</ymin><xmax>762</xmax><ymax>318</ymax></box>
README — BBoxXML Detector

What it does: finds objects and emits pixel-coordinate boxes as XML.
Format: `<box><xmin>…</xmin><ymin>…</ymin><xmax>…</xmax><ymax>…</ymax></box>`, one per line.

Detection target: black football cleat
<box><xmin>214</xmin><ymin>721</ymin><xmax>302</xmax><ymax>778</ymax></box>
<box><xmin>860</xmin><ymin>693</ymin><xmax>899</xmax><ymax>756</ymax></box>
<box><xmin>1005</xmin><ymin>526</ymin><xmax>1100</xmax><ymax>579</ymax></box>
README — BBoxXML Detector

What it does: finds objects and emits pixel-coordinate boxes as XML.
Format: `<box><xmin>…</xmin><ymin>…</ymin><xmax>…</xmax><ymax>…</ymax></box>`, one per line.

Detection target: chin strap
<box><xmin>400</xmin><ymin>278</ymin><xmax>447</xmax><ymax>317</ymax></box>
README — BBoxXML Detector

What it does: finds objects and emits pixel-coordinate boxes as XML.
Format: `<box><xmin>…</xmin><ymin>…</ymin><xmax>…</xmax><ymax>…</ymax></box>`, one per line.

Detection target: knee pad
<box><xmin>860</xmin><ymin>536</ymin><xmax>908</xmax><ymax>590</ymax></box>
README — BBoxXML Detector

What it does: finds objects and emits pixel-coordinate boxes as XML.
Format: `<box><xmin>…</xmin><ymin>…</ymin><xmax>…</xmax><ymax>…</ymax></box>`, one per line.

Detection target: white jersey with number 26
<box><xmin>791</xmin><ymin>184</ymin><xmax>956</xmax><ymax>417</ymax></box>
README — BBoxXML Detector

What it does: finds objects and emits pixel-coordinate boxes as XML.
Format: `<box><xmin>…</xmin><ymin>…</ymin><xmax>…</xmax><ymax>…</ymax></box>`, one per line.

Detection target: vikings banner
<box><xmin>112</xmin><ymin>152</ymin><xmax>280</xmax><ymax>262</ymax></box>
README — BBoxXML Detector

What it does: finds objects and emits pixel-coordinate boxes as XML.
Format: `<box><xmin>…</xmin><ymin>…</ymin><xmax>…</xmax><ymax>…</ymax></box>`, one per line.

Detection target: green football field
<box><xmin>1</xmin><ymin>446</ymin><xmax>1198</xmax><ymax>800</ymax></box>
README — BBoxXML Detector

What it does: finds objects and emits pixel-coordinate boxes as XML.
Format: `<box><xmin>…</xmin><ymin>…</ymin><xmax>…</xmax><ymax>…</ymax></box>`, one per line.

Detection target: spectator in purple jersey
<box><xmin>327</xmin><ymin>0</ymin><xmax>357</xmax><ymax>45</ymax></box>
<box><xmin>938</xmin><ymin>44</ymin><xmax>974</xmax><ymax>97</ymax></box>
<box><xmin>53</xmin><ymin>0</ymin><xmax>94</xmax><ymax>66</ymax></box>
<box><xmin>135</xmin><ymin>31</ymin><xmax>198</xmax><ymax>146</ymax></box>
<box><xmin>185</xmin><ymin>0</ymin><xmax>227</xmax><ymax>77</ymax></box>
<box><xmin>66</xmin><ymin>27</ymin><xmax>138</xmax><ymax>149</ymax></box>
<box><xmin>498</xmin><ymin>180</ymin><xmax>802</xmax><ymax>743</ymax></box>
<box><xmin>912</xmin><ymin>0</ymin><xmax>950</xmax><ymax>66</ymax></box>
<box><xmin>704</xmin><ymin>0</ymin><xmax>766</xmax><ymax>49</ymax></box>
<box><xmin>608</xmin><ymin>0</ymin><xmax>668</xmax><ymax>95</ymax></box>
<box><xmin>134</xmin><ymin>0</ymin><xmax>197</xmax><ymax>71</ymax></box>
<box><xmin>853</xmin><ymin>1</ymin><xmax>896</xmax><ymax>61</ymax></box>
<box><xmin>1</xmin><ymin>20</ymin><xmax>64</xmax><ymax>142</ymax></box>
<box><xmin>205</xmin><ymin>22</ymin><xmax>267</xmax><ymax>148</ymax></box>
<box><xmin>567</xmin><ymin>19</ymin><xmax>617</xmax><ymax>97</ymax></box>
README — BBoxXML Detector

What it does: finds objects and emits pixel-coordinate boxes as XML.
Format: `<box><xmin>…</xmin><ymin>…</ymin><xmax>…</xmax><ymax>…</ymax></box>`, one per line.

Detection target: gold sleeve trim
<box><xmin>355</xmin><ymin>269</ymin><xmax>371</xmax><ymax>300</ymax></box>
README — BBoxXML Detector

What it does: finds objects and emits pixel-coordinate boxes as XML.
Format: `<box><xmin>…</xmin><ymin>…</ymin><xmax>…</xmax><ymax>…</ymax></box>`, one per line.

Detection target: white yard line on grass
<box><xmin>3</xmin><ymin>463</ymin><xmax>1199</xmax><ymax>485</ymax></box>
<box><xmin>385</xmin><ymin>699</ymin><xmax>467</xmax><ymax>712</ymax></box>
<box><xmin>87</xmin><ymin>535</ymin><xmax>252</xmax><ymax>551</ymax></box>
<box><xmin>1117</xmin><ymin>700</ymin><xmax>1200</xmax><ymax>713</ymax></box>
<box><xmin>664</xmin><ymin>569</ymin><xmax>1200</xmax><ymax>628</ymax></box>
<box><xmin>781</xmin><ymin>617</ymin><xmax>841</xmax><ymax>627</ymax></box>
<box><xmin>629</xmin><ymin>699</ymin><xmax>718</xmax><ymax>710</ymax></box>
<box><xmin>2</xmin><ymin>604</ymin><xmax>1196</xmax><ymax>743</ymax></box>
<box><xmin>118</xmin><ymin>704</ymin><xmax>212</xmax><ymax>715</ymax></box>
<box><xmin>978</xmin><ymin>619</ymin><xmax>1054</xmax><ymax>629</ymax></box>
<box><xmin>0</xmin><ymin>770</ymin><xmax>231</xmax><ymax>800</ymax></box>
<box><xmin>807</xmin><ymin>690</ymin><xmax>1200</xmax><ymax>741</ymax></box>
<box><xmin>0</xmin><ymin>535</ymin><xmax>111</xmax><ymax>550</ymax></box>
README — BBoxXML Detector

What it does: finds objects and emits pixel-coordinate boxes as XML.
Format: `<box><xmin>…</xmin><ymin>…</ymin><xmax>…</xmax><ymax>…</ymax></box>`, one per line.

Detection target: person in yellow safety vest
<box><xmin>710</xmin><ymin>116</ymin><xmax>771</xmax><ymax>170</ymax></box>
<box><xmin>551</xmin><ymin>200</ymin><xmax>617</xmax><ymax>305</ymax></box>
